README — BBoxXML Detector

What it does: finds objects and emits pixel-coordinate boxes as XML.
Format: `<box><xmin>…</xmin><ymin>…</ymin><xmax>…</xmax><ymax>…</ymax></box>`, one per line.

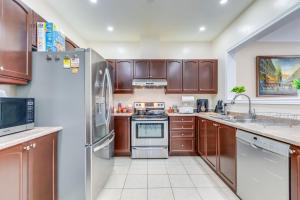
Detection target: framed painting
<box><xmin>256</xmin><ymin>56</ymin><xmax>300</xmax><ymax>97</ymax></box>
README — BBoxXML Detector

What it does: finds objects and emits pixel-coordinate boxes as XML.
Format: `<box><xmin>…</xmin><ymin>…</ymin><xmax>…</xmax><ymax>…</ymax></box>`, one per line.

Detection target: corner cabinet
<box><xmin>114</xmin><ymin>116</ymin><xmax>131</xmax><ymax>156</ymax></box>
<box><xmin>291</xmin><ymin>145</ymin><xmax>300</xmax><ymax>200</ymax></box>
<box><xmin>115</xmin><ymin>60</ymin><xmax>134</xmax><ymax>94</ymax></box>
<box><xmin>0</xmin><ymin>0</ymin><xmax>32</xmax><ymax>84</ymax></box>
<box><xmin>0</xmin><ymin>132</ymin><xmax>57</xmax><ymax>200</ymax></box>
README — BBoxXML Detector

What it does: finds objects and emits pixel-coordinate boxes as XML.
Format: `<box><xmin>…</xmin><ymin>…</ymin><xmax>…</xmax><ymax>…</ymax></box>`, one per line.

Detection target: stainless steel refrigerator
<box><xmin>17</xmin><ymin>49</ymin><xmax>114</xmax><ymax>200</ymax></box>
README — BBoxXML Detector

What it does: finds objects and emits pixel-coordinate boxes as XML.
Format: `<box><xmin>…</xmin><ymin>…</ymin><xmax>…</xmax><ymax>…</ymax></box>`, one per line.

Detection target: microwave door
<box><xmin>0</xmin><ymin>99</ymin><xmax>27</xmax><ymax>129</ymax></box>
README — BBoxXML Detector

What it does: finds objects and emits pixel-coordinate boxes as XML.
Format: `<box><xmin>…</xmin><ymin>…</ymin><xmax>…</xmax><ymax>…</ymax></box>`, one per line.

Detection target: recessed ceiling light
<box><xmin>220</xmin><ymin>0</ymin><xmax>228</xmax><ymax>5</ymax></box>
<box><xmin>107</xmin><ymin>26</ymin><xmax>114</xmax><ymax>32</ymax></box>
<box><xmin>90</xmin><ymin>0</ymin><xmax>98</xmax><ymax>4</ymax></box>
<box><xmin>199</xmin><ymin>26</ymin><xmax>206</xmax><ymax>32</ymax></box>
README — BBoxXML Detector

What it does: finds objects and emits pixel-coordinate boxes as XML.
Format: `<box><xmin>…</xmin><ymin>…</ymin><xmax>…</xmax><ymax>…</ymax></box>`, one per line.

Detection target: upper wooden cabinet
<box><xmin>150</xmin><ymin>60</ymin><xmax>166</xmax><ymax>79</ymax></box>
<box><xmin>291</xmin><ymin>145</ymin><xmax>300</xmax><ymax>200</ymax></box>
<box><xmin>0</xmin><ymin>132</ymin><xmax>57</xmax><ymax>200</ymax></box>
<box><xmin>0</xmin><ymin>0</ymin><xmax>32</xmax><ymax>84</ymax></box>
<box><xmin>115</xmin><ymin>60</ymin><xmax>134</xmax><ymax>94</ymax></box>
<box><xmin>166</xmin><ymin>60</ymin><xmax>183</xmax><ymax>93</ymax></box>
<box><xmin>134</xmin><ymin>60</ymin><xmax>149</xmax><ymax>79</ymax></box>
<box><xmin>65</xmin><ymin>37</ymin><xmax>79</xmax><ymax>51</ymax></box>
<box><xmin>114</xmin><ymin>116</ymin><xmax>131</xmax><ymax>156</ymax></box>
<box><xmin>218</xmin><ymin>124</ymin><xmax>236</xmax><ymax>191</ymax></box>
<box><xmin>183</xmin><ymin>60</ymin><xmax>199</xmax><ymax>93</ymax></box>
<box><xmin>199</xmin><ymin>60</ymin><xmax>218</xmax><ymax>94</ymax></box>
<box><xmin>31</xmin><ymin>11</ymin><xmax>46</xmax><ymax>48</ymax></box>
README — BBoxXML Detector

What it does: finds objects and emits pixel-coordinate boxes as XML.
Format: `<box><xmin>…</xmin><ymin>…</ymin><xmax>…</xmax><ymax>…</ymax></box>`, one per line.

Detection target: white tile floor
<box><xmin>97</xmin><ymin>156</ymin><xmax>239</xmax><ymax>200</ymax></box>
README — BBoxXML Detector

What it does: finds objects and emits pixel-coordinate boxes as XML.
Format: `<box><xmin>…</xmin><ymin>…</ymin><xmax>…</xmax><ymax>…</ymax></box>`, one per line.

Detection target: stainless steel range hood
<box><xmin>132</xmin><ymin>79</ymin><xmax>167</xmax><ymax>87</ymax></box>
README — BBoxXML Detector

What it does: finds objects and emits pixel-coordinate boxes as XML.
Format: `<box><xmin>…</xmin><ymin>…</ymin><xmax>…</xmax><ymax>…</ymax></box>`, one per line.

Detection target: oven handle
<box><xmin>132</xmin><ymin>147</ymin><xmax>168</xmax><ymax>150</ymax></box>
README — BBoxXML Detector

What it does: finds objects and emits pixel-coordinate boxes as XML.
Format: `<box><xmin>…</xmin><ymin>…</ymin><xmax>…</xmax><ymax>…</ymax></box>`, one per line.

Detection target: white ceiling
<box><xmin>44</xmin><ymin>0</ymin><xmax>254</xmax><ymax>42</ymax></box>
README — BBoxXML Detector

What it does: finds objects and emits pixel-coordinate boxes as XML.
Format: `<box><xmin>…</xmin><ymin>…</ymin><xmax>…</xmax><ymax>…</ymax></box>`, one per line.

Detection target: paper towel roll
<box><xmin>181</xmin><ymin>96</ymin><xmax>195</xmax><ymax>102</ymax></box>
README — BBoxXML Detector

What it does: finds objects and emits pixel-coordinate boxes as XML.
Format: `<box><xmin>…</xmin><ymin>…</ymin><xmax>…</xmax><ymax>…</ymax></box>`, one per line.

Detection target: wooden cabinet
<box><xmin>115</xmin><ymin>60</ymin><xmax>133</xmax><ymax>94</ymax></box>
<box><xmin>205</xmin><ymin>120</ymin><xmax>218</xmax><ymax>170</ymax></box>
<box><xmin>291</xmin><ymin>145</ymin><xmax>300</xmax><ymax>200</ymax></box>
<box><xmin>197</xmin><ymin>118</ymin><xmax>206</xmax><ymax>156</ymax></box>
<box><xmin>166</xmin><ymin>60</ymin><xmax>182</xmax><ymax>93</ymax></box>
<box><xmin>0</xmin><ymin>144</ymin><xmax>28</xmax><ymax>200</ymax></box>
<box><xmin>150</xmin><ymin>60</ymin><xmax>166</xmax><ymax>79</ymax></box>
<box><xmin>183</xmin><ymin>60</ymin><xmax>198</xmax><ymax>93</ymax></box>
<box><xmin>198</xmin><ymin>60</ymin><xmax>218</xmax><ymax>94</ymax></box>
<box><xmin>0</xmin><ymin>132</ymin><xmax>57</xmax><ymax>200</ymax></box>
<box><xmin>0</xmin><ymin>0</ymin><xmax>32</xmax><ymax>84</ymax></box>
<box><xmin>114</xmin><ymin>116</ymin><xmax>131</xmax><ymax>156</ymax></box>
<box><xmin>65</xmin><ymin>37</ymin><xmax>79</xmax><ymax>51</ymax></box>
<box><xmin>169</xmin><ymin>116</ymin><xmax>196</xmax><ymax>155</ymax></box>
<box><xmin>218</xmin><ymin>124</ymin><xmax>236</xmax><ymax>191</ymax></box>
<box><xmin>134</xmin><ymin>60</ymin><xmax>149</xmax><ymax>79</ymax></box>
<box><xmin>28</xmin><ymin>133</ymin><xmax>57</xmax><ymax>200</ymax></box>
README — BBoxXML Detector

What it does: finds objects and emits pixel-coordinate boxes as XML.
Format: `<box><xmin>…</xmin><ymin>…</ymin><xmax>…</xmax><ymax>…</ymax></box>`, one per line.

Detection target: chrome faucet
<box><xmin>231</xmin><ymin>94</ymin><xmax>256</xmax><ymax>119</ymax></box>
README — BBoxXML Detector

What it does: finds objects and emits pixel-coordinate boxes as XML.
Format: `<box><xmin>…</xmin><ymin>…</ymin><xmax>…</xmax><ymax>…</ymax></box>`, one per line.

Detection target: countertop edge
<box><xmin>0</xmin><ymin>127</ymin><xmax>63</xmax><ymax>151</ymax></box>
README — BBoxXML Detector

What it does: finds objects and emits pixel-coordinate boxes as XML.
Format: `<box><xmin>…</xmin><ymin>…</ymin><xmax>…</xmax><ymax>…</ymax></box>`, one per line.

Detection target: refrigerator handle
<box><xmin>105</xmin><ymin>68</ymin><xmax>113</xmax><ymax>127</ymax></box>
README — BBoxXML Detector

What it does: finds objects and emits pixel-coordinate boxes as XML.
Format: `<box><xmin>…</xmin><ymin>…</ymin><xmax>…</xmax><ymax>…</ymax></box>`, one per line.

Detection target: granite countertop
<box><xmin>167</xmin><ymin>112</ymin><xmax>300</xmax><ymax>146</ymax></box>
<box><xmin>113</xmin><ymin>113</ymin><xmax>133</xmax><ymax>116</ymax></box>
<box><xmin>0</xmin><ymin>127</ymin><xmax>63</xmax><ymax>150</ymax></box>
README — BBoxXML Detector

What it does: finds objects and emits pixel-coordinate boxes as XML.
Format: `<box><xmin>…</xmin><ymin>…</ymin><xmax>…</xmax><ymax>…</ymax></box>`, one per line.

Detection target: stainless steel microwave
<box><xmin>0</xmin><ymin>98</ymin><xmax>34</xmax><ymax>137</ymax></box>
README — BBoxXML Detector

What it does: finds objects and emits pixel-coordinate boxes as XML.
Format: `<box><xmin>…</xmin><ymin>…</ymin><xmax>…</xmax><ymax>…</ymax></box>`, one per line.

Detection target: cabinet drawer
<box><xmin>170</xmin><ymin>116</ymin><xmax>194</xmax><ymax>123</ymax></box>
<box><xmin>170</xmin><ymin>131</ymin><xmax>195</xmax><ymax>138</ymax></box>
<box><xmin>170</xmin><ymin>122</ymin><xmax>195</xmax><ymax>131</ymax></box>
<box><xmin>170</xmin><ymin>138</ymin><xmax>195</xmax><ymax>152</ymax></box>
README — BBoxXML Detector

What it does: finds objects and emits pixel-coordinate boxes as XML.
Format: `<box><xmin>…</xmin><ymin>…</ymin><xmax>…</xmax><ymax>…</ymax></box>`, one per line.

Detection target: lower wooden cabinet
<box><xmin>0</xmin><ymin>132</ymin><xmax>57</xmax><ymax>200</ymax></box>
<box><xmin>291</xmin><ymin>145</ymin><xmax>300</xmax><ymax>200</ymax></box>
<box><xmin>197</xmin><ymin>118</ymin><xmax>206</xmax><ymax>156</ymax></box>
<box><xmin>218</xmin><ymin>124</ymin><xmax>236</xmax><ymax>191</ymax></box>
<box><xmin>205</xmin><ymin>120</ymin><xmax>218</xmax><ymax>170</ymax></box>
<box><xmin>114</xmin><ymin>116</ymin><xmax>131</xmax><ymax>156</ymax></box>
<box><xmin>169</xmin><ymin>116</ymin><xmax>196</xmax><ymax>155</ymax></box>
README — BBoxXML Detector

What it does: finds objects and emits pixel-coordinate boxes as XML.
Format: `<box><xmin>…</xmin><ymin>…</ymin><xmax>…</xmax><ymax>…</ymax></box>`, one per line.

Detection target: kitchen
<box><xmin>0</xmin><ymin>0</ymin><xmax>300</xmax><ymax>200</ymax></box>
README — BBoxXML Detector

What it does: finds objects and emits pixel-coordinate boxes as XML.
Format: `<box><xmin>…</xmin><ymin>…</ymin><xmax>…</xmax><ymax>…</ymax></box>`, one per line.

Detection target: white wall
<box><xmin>114</xmin><ymin>89</ymin><xmax>215</xmax><ymax>110</ymax></box>
<box><xmin>89</xmin><ymin>41</ymin><xmax>214</xmax><ymax>59</ymax></box>
<box><xmin>229</xmin><ymin>41</ymin><xmax>300</xmax><ymax>114</ymax></box>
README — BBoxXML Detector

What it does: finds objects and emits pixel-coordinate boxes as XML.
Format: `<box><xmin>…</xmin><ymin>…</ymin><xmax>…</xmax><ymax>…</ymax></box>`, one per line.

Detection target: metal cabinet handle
<box><xmin>201</xmin><ymin>120</ymin><xmax>206</xmax><ymax>122</ymax></box>
<box><xmin>213</xmin><ymin>123</ymin><xmax>219</xmax><ymax>127</ymax></box>
<box><xmin>181</xmin><ymin>126</ymin><xmax>183</xmax><ymax>129</ymax></box>
<box><xmin>181</xmin><ymin>133</ymin><xmax>184</xmax><ymax>136</ymax></box>
<box><xmin>0</xmin><ymin>66</ymin><xmax>4</xmax><ymax>71</ymax></box>
<box><xmin>23</xmin><ymin>146</ymin><xmax>30</xmax><ymax>151</ymax></box>
<box><xmin>181</xmin><ymin>144</ymin><xmax>184</xmax><ymax>147</ymax></box>
<box><xmin>30</xmin><ymin>143</ymin><xmax>36</xmax><ymax>149</ymax></box>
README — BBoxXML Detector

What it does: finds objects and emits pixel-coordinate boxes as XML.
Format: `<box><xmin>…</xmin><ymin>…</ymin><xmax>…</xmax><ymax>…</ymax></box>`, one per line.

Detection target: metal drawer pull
<box><xmin>181</xmin><ymin>144</ymin><xmax>184</xmax><ymax>147</ymax></box>
<box><xmin>181</xmin><ymin>133</ymin><xmax>184</xmax><ymax>136</ymax></box>
<box><xmin>0</xmin><ymin>66</ymin><xmax>4</xmax><ymax>71</ymax></box>
<box><xmin>289</xmin><ymin>149</ymin><xmax>296</xmax><ymax>155</ymax></box>
<box><xmin>213</xmin><ymin>123</ymin><xmax>219</xmax><ymax>127</ymax></box>
<box><xmin>30</xmin><ymin>143</ymin><xmax>36</xmax><ymax>149</ymax></box>
<box><xmin>23</xmin><ymin>146</ymin><xmax>30</xmax><ymax>151</ymax></box>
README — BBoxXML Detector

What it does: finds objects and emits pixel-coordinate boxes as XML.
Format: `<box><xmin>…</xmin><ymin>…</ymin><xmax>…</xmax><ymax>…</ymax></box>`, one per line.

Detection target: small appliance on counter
<box><xmin>178</xmin><ymin>96</ymin><xmax>195</xmax><ymax>114</ymax></box>
<box><xmin>0</xmin><ymin>97</ymin><xmax>34</xmax><ymax>137</ymax></box>
<box><xmin>215</xmin><ymin>100</ymin><xmax>224</xmax><ymax>113</ymax></box>
<box><xmin>197</xmin><ymin>99</ymin><xmax>209</xmax><ymax>112</ymax></box>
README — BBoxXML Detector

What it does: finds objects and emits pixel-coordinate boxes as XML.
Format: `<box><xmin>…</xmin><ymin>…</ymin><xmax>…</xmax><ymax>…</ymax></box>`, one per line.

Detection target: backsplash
<box><xmin>114</xmin><ymin>88</ymin><xmax>216</xmax><ymax>110</ymax></box>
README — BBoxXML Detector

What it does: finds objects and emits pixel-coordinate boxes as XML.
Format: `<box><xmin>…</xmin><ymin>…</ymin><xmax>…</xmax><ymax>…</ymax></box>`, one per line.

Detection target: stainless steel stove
<box><xmin>131</xmin><ymin>102</ymin><xmax>168</xmax><ymax>158</ymax></box>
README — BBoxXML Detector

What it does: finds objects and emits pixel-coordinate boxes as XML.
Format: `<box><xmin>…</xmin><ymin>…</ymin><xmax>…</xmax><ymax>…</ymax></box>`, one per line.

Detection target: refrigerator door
<box><xmin>86</xmin><ymin>132</ymin><xmax>115</xmax><ymax>200</ymax></box>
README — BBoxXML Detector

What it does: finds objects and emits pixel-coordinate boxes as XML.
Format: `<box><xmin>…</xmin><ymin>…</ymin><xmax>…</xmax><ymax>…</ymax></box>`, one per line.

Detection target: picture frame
<box><xmin>256</xmin><ymin>56</ymin><xmax>300</xmax><ymax>97</ymax></box>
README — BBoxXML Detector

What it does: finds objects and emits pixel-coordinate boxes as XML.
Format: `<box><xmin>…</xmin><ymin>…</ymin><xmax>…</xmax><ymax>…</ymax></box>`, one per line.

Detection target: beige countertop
<box><xmin>113</xmin><ymin>113</ymin><xmax>133</xmax><ymax>117</ymax></box>
<box><xmin>168</xmin><ymin>112</ymin><xmax>300</xmax><ymax>146</ymax></box>
<box><xmin>0</xmin><ymin>127</ymin><xmax>63</xmax><ymax>150</ymax></box>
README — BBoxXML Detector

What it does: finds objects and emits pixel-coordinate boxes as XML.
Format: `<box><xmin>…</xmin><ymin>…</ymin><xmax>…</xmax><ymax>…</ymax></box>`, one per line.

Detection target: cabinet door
<box><xmin>28</xmin><ymin>133</ymin><xmax>57</xmax><ymax>200</ymax></box>
<box><xmin>150</xmin><ymin>60</ymin><xmax>166</xmax><ymax>79</ymax></box>
<box><xmin>114</xmin><ymin>116</ymin><xmax>131</xmax><ymax>156</ymax></box>
<box><xmin>218</xmin><ymin>125</ymin><xmax>236</xmax><ymax>191</ymax></box>
<box><xmin>115</xmin><ymin>60</ymin><xmax>133</xmax><ymax>93</ymax></box>
<box><xmin>0</xmin><ymin>0</ymin><xmax>32</xmax><ymax>83</ymax></box>
<box><xmin>183</xmin><ymin>60</ymin><xmax>198</xmax><ymax>93</ymax></box>
<box><xmin>166</xmin><ymin>60</ymin><xmax>182</xmax><ymax>93</ymax></box>
<box><xmin>134</xmin><ymin>60</ymin><xmax>149</xmax><ymax>79</ymax></box>
<box><xmin>32</xmin><ymin>11</ymin><xmax>46</xmax><ymax>48</ymax></box>
<box><xmin>291</xmin><ymin>146</ymin><xmax>300</xmax><ymax>200</ymax></box>
<box><xmin>0</xmin><ymin>144</ymin><xmax>28</xmax><ymax>200</ymax></box>
<box><xmin>199</xmin><ymin>60</ymin><xmax>218</xmax><ymax>94</ymax></box>
<box><xmin>206</xmin><ymin>120</ymin><xmax>218</xmax><ymax>170</ymax></box>
<box><xmin>197</xmin><ymin>118</ymin><xmax>206</xmax><ymax>156</ymax></box>
<box><xmin>65</xmin><ymin>37</ymin><xmax>79</xmax><ymax>51</ymax></box>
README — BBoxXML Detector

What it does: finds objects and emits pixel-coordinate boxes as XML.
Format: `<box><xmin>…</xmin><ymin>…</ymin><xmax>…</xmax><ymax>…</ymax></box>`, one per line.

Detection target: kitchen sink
<box><xmin>209</xmin><ymin>114</ymin><xmax>255</xmax><ymax>123</ymax></box>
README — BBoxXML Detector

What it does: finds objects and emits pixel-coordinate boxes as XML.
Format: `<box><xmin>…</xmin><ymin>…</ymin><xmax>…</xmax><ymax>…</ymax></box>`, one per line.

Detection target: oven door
<box><xmin>131</xmin><ymin>120</ymin><xmax>168</xmax><ymax>146</ymax></box>
<box><xmin>0</xmin><ymin>98</ymin><xmax>27</xmax><ymax>130</ymax></box>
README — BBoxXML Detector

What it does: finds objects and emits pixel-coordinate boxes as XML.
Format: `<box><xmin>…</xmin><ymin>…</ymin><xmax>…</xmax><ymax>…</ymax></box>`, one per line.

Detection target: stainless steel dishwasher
<box><xmin>236</xmin><ymin>129</ymin><xmax>290</xmax><ymax>200</ymax></box>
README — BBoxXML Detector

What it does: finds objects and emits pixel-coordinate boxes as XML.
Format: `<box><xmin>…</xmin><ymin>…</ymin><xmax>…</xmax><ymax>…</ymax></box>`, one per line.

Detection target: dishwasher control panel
<box><xmin>236</xmin><ymin>129</ymin><xmax>290</xmax><ymax>157</ymax></box>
